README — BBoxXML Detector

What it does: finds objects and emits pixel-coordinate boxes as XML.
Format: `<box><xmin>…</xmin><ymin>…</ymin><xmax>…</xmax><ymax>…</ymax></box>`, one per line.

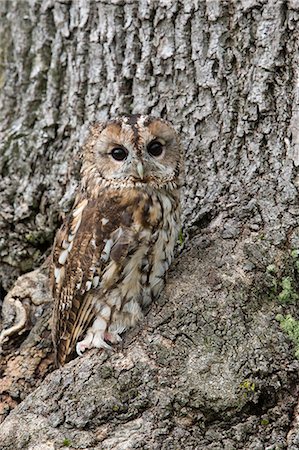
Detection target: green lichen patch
<box><xmin>278</xmin><ymin>277</ymin><xmax>299</xmax><ymax>303</ymax></box>
<box><xmin>264</xmin><ymin>249</ymin><xmax>299</xmax><ymax>304</ymax></box>
<box><xmin>266</xmin><ymin>264</ymin><xmax>277</xmax><ymax>274</ymax></box>
<box><xmin>240</xmin><ymin>379</ymin><xmax>256</xmax><ymax>393</ymax></box>
<box><xmin>276</xmin><ymin>314</ymin><xmax>299</xmax><ymax>358</ymax></box>
<box><xmin>238</xmin><ymin>379</ymin><xmax>257</xmax><ymax>404</ymax></box>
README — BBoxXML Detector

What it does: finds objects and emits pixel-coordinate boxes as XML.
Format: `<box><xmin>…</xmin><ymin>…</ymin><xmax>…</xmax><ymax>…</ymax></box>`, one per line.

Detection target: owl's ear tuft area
<box><xmin>79</xmin><ymin>122</ymin><xmax>107</xmax><ymax>159</ymax></box>
<box><xmin>89</xmin><ymin>121</ymin><xmax>107</xmax><ymax>133</ymax></box>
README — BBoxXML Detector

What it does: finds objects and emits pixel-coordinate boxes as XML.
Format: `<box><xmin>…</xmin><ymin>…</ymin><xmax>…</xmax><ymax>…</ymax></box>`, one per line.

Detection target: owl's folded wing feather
<box><xmin>50</xmin><ymin>196</ymin><xmax>102</xmax><ymax>365</ymax></box>
<box><xmin>50</xmin><ymin>194</ymin><xmax>138</xmax><ymax>366</ymax></box>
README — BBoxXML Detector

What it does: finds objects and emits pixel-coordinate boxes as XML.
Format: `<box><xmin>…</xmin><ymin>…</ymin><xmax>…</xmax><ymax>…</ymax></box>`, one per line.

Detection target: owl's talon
<box><xmin>76</xmin><ymin>341</ymin><xmax>90</xmax><ymax>356</ymax></box>
<box><xmin>104</xmin><ymin>331</ymin><xmax>122</xmax><ymax>344</ymax></box>
<box><xmin>76</xmin><ymin>330</ymin><xmax>94</xmax><ymax>356</ymax></box>
<box><xmin>76</xmin><ymin>332</ymin><xmax>112</xmax><ymax>356</ymax></box>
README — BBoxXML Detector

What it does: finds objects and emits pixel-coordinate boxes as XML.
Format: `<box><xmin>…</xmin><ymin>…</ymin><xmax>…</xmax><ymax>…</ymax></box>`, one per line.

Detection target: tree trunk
<box><xmin>1</xmin><ymin>0</ymin><xmax>299</xmax><ymax>448</ymax></box>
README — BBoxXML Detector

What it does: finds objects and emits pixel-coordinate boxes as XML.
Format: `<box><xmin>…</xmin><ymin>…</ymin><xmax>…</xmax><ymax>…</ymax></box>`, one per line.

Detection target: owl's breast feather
<box><xmin>99</xmin><ymin>189</ymin><xmax>180</xmax><ymax>307</ymax></box>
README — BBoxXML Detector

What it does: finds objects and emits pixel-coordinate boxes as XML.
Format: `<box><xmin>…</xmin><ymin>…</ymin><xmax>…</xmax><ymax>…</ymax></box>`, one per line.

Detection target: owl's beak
<box><xmin>136</xmin><ymin>162</ymin><xmax>144</xmax><ymax>180</ymax></box>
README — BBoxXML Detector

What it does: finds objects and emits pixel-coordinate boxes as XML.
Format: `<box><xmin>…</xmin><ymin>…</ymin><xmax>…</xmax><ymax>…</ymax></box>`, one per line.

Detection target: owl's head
<box><xmin>82</xmin><ymin>115</ymin><xmax>182</xmax><ymax>191</ymax></box>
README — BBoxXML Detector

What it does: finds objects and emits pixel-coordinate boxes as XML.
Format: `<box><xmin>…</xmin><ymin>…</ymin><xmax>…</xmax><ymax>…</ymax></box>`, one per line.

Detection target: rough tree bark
<box><xmin>1</xmin><ymin>0</ymin><xmax>299</xmax><ymax>449</ymax></box>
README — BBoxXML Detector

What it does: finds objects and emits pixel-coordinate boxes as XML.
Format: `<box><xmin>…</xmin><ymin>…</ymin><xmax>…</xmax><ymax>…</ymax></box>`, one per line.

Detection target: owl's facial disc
<box><xmin>88</xmin><ymin>116</ymin><xmax>181</xmax><ymax>188</ymax></box>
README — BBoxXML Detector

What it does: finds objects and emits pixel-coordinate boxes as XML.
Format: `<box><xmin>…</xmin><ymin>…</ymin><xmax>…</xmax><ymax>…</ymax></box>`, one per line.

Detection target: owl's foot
<box><xmin>76</xmin><ymin>340</ymin><xmax>90</xmax><ymax>356</ymax></box>
<box><xmin>104</xmin><ymin>331</ymin><xmax>122</xmax><ymax>344</ymax></box>
<box><xmin>76</xmin><ymin>329</ymin><xmax>112</xmax><ymax>356</ymax></box>
<box><xmin>92</xmin><ymin>330</ymin><xmax>112</xmax><ymax>351</ymax></box>
<box><xmin>76</xmin><ymin>330</ymin><xmax>93</xmax><ymax>356</ymax></box>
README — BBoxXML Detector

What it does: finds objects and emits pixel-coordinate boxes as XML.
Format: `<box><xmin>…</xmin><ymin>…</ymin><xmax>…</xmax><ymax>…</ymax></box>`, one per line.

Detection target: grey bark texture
<box><xmin>1</xmin><ymin>0</ymin><xmax>299</xmax><ymax>448</ymax></box>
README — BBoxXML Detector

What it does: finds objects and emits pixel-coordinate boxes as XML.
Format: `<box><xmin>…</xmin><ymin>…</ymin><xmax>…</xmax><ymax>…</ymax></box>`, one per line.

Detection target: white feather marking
<box><xmin>100</xmin><ymin>305</ymin><xmax>111</xmax><ymax>320</ymax></box>
<box><xmin>54</xmin><ymin>267</ymin><xmax>61</xmax><ymax>283</ymax></box>
<box><xmin>93</xmin><ymin>316</ymin><xmax>107</xmax><ymax>331</ymax></box>
<box><xmin>62</xmin><ymin>239</ymin><xmax>69</xmax><ymax>249</ymax></box>
<box><xmin>58</xmin><ymin>249</ymin><xmax>69</xmax><ymax>265</ymax></box>
<box><xmin>68</xmin><ymin>233</ymin><xmax>75</xmax><ymax>242</ymax></box>
<box><xmin>101</xmin><ymin>238</ymin><xmax>113</xmax><ymax>262</ymax></box>
<box><xmin>85</xmin><ymin>281</ymin><xmax>92</xmax><ymax>291</ymax></box>
<box><xmin>59</xmin><ymin>302</ymin><xmax>66</xmax><ymax>312</ymax></box>
<box><xmin>68</xmin><ymin>240</ymin><xmax>73</xmax><ymax>252</ymax></box>
<box><xmin>101</xmin><ymin>218</ymin><xmax>109</xmax><ymax>225</ymax></box>
<box><xmin>92</xmin><ymin>276</ymin><xmax>100</xmax><ymax>288</ymax></box>
<box><xmin>54</xmin><ymin>266</ymin><xmax>65</xmax><ymax>284</ymax></box>
<box><xmin>76</xmin><ymin>282</ymin><xmax>82</xmax><ymax>290</ymax></box>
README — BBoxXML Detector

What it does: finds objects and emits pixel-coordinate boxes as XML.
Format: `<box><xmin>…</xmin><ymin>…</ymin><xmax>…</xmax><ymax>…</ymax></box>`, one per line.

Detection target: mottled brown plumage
<box><xmin>50</xmin><ymin>115</ymin><xmax>183</xmax><ymax>366</ymax></box>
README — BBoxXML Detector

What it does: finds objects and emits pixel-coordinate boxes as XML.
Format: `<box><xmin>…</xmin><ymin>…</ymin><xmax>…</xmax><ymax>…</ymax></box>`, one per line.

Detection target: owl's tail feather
<box><xmin>55</xmin><ymin>293</ymin><xmax>95</xmax><ymax>366</ymax></box>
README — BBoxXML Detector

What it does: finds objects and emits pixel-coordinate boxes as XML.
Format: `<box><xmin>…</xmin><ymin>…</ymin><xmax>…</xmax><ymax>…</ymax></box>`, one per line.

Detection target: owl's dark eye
<box><xmin>111</xmin><ymin>147</ymin><xmax>128</xmax><ymax>161</ymax></box>
<box><xmin>147</xmin><ymin>140</ymin><xmax>164</xmax><ymax>157</ymax></box>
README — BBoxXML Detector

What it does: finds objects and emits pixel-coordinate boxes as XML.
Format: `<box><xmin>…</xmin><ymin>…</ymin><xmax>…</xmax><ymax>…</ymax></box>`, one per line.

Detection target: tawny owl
<box><xmin>50</xmin><ymin>114</ymin><xmax>182</xmax><ymax>366</ymax></box>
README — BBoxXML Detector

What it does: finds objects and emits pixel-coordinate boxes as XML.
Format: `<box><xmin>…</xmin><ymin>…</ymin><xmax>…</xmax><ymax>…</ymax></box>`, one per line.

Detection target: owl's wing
<box><xmin>50</xmin><ymin>194</ymin><xmax>138</xmax><ymax>366</ymax></box>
